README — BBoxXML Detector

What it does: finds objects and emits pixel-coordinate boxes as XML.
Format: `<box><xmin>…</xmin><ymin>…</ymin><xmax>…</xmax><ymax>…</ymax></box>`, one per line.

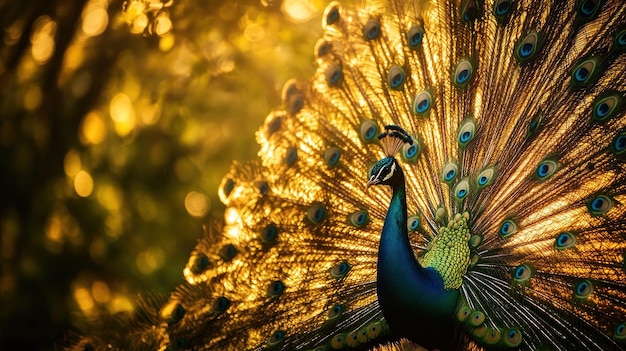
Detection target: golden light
<box><xmin>224</xmin><ymin>207</ymin><xmax>240</xmax><ymax>225</ymax></box>
<box><xmin>109</xmin><ymin>294</ymin><xmax>133</xmax><ymax>314</ymax></box>
<box><xmin>243</xmin><ymin>23</ymin><xmax>265</xmax><ymax>42</ymax></box>
<box><xmin>30</xmin><ymin>15</ymin><xmax>56</xmax><ymax>64</ymax></box>
<box><xmin>159</xmin><ymin>33</ymin><xmax>175</xmax><ymax>52</ymax></box>
<box><xmin>136</xmin><ymin>246</ymin><xmax>165</xmax><ymax>274</ymax></box>
<box><xmin>153</xmin><ymin>13</ymin><xmax>172</xmax><ymax>36</ymax></box>
<box><xmin>23</xmin><ymin>85</ymin><xmax>42</xmax><ymax>111</ymax></box>
<box><xmin>91</xmin><ymin>281</ymin><xmax>111</xmax><ymax>303</ymax></box>
<box><xmin>282</xmin><ymin>0</ymin><xmax>317</xmax><ymax>23</ymax></box>
<box><xmin>82</xmin><ymin>4</ymin><xmax>109</xmax><ymax>37</ymax></box>
<box><xmin>64</xmin><ymin>149</ymin><xmax>82</xmax><ymax>177</ymax></box>
<box><xmin>73</xmin><ymin>286</ymin><xmax>94</xmax><ymax>313</ymax></box>
<box><xmin>97</xmin><ymin>183</ymin><xmax>123</xmax><ymax>211</ymax></box>
<box><xmin>109</xmin><ymin>93</ymin><xmax>136</xmax><ymax>137</ymax></box>
<box><xmin>184</xmin><ymin>191</ymin><xmax>211</xmax><ymax>218</ymax></box>
<box><xmin>44</xmin><ymin>214</ymin><xmax>63</xmax><ymax>243</ymax></box>
<box><xmin>74</xmin><ymin>170</ymin><xmax>94</xmax><ymax>197</ymax></box>
<box><xmin>80</xmin><ymin>110</ymin><xmax>107</xmax><ymax>145</ymax></box>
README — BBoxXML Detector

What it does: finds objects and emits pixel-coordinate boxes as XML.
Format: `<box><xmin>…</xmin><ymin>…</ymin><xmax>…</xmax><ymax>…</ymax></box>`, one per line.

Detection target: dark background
<box><xmin>0</xmin><ymin>0</ymin><xmax>322</xmax><ymax>349</ymax></box>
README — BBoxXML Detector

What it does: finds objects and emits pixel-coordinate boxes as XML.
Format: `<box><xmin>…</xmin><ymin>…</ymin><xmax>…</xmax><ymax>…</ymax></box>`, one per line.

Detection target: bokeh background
<box><xmin>0</xmin><ymin>0</ymin><xmax>325</xmax><ymax>349</ymax></box>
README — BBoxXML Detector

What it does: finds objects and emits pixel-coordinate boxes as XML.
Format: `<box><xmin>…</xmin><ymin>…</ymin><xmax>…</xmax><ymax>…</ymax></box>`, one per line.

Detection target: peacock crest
<box><xmin>66</xmin><ymin>0</ymin><xmax>626</xmax><ymax>350</ymax></box>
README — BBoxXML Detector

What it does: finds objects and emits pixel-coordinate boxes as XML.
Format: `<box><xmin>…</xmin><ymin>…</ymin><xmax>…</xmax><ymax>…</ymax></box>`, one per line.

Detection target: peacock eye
<box><xmin>591</xmin><ymin>94</ymin><xmax>621</xmax><ymax>122</ymax></box>
<box><xmin>407</xmin><ymin>24</ymin><xmax>425</xmax><ymax>49</ymax></box>
<box><xmin>586</xmin><ymin>194</ymin><xmax>612</xmax><ymax>216</ymax></box>
<box><xmin>573</xmin><ymin>279</ymin><xmax>594</xmax><ymax>300</ymax></box>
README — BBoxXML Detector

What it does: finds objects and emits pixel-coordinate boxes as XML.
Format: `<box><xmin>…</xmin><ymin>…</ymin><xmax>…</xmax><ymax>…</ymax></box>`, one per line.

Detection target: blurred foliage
<box><xmin>0</xmin><ymin>0</ymin><xmax>324</xmax><ymax>349</ymax></box>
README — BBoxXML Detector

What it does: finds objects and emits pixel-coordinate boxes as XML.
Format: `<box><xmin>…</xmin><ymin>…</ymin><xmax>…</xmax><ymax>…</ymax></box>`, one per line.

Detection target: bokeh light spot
<box><xmin>282</xmin><ymin>0</ymin><xmax>317</xmax><ymax>23</ymax></box>
<box><xmin>153</xmin><ymin>13</ymin><xmax>172</xmax><ymax>36</ymax></box>
<box><xmin>82</xmin><ymin>7</ymin><xmax>109</xmax><ymax>37</ymax></box>
<box><xmin>185</xmin><ymin>191</ymin><xmax>211</xmax><ymax>218</ymax></box>
<box><xmin>109</xmin><ymin>93</ymin><xmax>136</xmax><ymax>137</ymax></box>
<box><xmin>91</xmin><ymin>281</ymin><xmax>111</xmax><ymax>303</ymax></box>
<box><xmin>80</xmin><ymin>110</ymin><xmax>107</xmax><ymax>145</ymax></box>
<box><xmin>64</xmin><ymin>149</ymin><xmax>82</xmax><ymax>177</ymax></box>
<box><xmin>74</xmin><ymin>170</ymin><xmax>94</xmax><ymax>197</ymax></box>
<box><xmin>23</xmin><ymin>85</ymin><xmax>42</xmax><ymax>111</ymax></box>
<box><xmin>30</xmin><ymin>16</ymin><xmax>57</xmax><ymax>64</ymax></box>
<box><xmin>74</xmin><ymin>286</ymin><xmax>94</xmax><ymax>313</ymax></box>
<box><xmin>136</xmin><ymin>246</ymin><xmax>165</xmax><ymax>274</ymax></box>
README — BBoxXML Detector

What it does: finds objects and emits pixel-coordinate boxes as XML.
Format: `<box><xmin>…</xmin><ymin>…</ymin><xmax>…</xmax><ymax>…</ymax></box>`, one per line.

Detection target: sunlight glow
<box><xmin>74</xmin><ymin>170</ymin><xmax>94</xmax><ymax>197</ymax></box>
<box><xmin>30</xmin><ymin>16</ymin><xmax>56</xmax><ymax>64</ymax></box>
<box><xmin>185</xmin><ymin>191</ymin><xmax>211</xmax><ymax>218</ymax></box>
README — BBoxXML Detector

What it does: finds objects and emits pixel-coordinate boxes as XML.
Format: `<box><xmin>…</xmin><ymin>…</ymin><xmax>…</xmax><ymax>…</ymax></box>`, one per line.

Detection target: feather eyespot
<box><xmin>348</xmin><ymin>210</ymin><xmax>369</xmax><ymax>228</ymax></box>
<box><xmin>512</xmin><ymin>263</ymin><xmax>533</xmax><ymax>284</ymax></box>
<box><xmin>407</xmin><ymin>214</ymin><xmax>421</xmax><ymax>232</ymax></box>
<box><xmin>324</xmin><ymin>147</ymin><xmax>341</xmax><ymax>167</ymax></box>
<box><xmin>327</xmin><ymin>304</ymin><xmax>345</xmax><ymax>321</ymax></box>
<box><xmin>526</xmin><ymin>110</ymin><xmax>544</xmax><ymax>138</ymax></box>
<box><xmin>476</xmin><ymin>166</ymin><xmax>496</xmax><ymax>189</ymax></box>
<box><xmin>515</xmin><ymin>31</ymin><xmax>542</xmax><ymax>64</ymax></box>
<box><xmin>364</xmin><ymin>18</ymin><xmax>381</xmax><ymax>40</ymax></box>
<box><xmin>610</xmin><ymin>132</ymin><xmax>626</xmax><ymax>155</ymax></box>
<box><xmin>222</xmin><ymin>178</ymin><xmax>235</xmax><ymax>197</ymax></box>
<box><xmin>555</xmin><ymin>232</ymin><xmax>576</xmax><ymax>250</ymax></box>
<box><xmin>614</xmin><ymin>323</ymin><xmax>626</xmax><ymax>340</ymax></box>
<box><xmin>387</xmin><ymin>65</ymin><xmax>405</xmax><ymax>90</ymax></box>
<box><xmin>407</xmin><ymin>24</ymin><xmax>425</xmax><ymax>49</ymax></box>
<box><xmin>268</xmin><ymin>330</ymin><xmax>286</xmax><ymax>346</ymax></box>
<box><xmin>219</xmin><ymin>244</ymin><xmax>238</xmax><ymax>261</ymax></box>
<box><xmin>190</xmin><ymin>254</ymin><xmax>209</xmax><ymax>274</ymax></box>
<box><xmin>285</xmin><ymin>147</ymin><xmax>298</xmax><ymax>167</ymax></box>
<box><xmin>484</xmin><ymin>328</ymin><xmax>502</xmax><ymax>345</ymax></box>
<box><xmin>457</xmin><ymin>118</ymin><xmax>477</xmax><ymax>147</ymax></box>
<box><xmin>573</xmin><ymin>279</ymin><xmax>594</xmax><ymax>300</ymax></box>
<box><xmin>314</xmin><ymin>38</ymin><xmax>332</xmax><ymax>59</ymax></box>
<box><xmin>454</xmin><ymin>178</ymin><xmax>470</xmax><ymax>200</ymax></box>
<box><xmin>359</xmin><ymin>120</ymin><xmax>379</xmax><ymax>144</ymax></box>
<box><xmin>468</xmin><ymin>310</ymin><xmax>485</xmax><ymax>327</ymax></box>
<box><xmin>456</xmin><ymin>304</ymin><xmax>471</xmax><ymax>322</ymax></box>
<box><xmin>260</xmin><ymin>224</ymin><xmax>278</xmax><ymax>244</ymax></box>
<box><xmin>534</xmin><ymin>157</ymin><xmax>558</xmax><ymax>181</ymax></box>
<box><xmin>577</xmin><ymin>0</ymin><xmax>601</xmax><ymax>19</ymax></box>
<box><xmin>330</xmin><ymin>261</ymin><xmax>352</xmax><ymax>279</ymax></box>
<box><xmin>587</xmin><ymin>194</ymin><xmax>612</xmax><ymax>216</ymax></box>
<box><xmin>499</xmin><ymin>219</ymin><xmax>518</xmax><ymax>238</ymax></box>
<box><xmin>331</xmin><ymin>333</ymin><xmax>347</xmax><ymax>348</ymax></box>
<box><xmin>493</xmin><ymin>0</ymin><xmax>514</xmax><ymax>23</ymax></box>
<box><xmin>442</xmin><ymin>161</ymin><xmax>459</xmax><ymax>183</ymax></box>
<box><xmin>323</xmin><ymin>2</ymin><xmax>341</xmax><ymax>27</ymax></box>
<box><xmin>453</xmin><ymin>59</ymin><xmax>474</xmax><ymax>87</ymax></box>
<box><xmin>412</xmin><ymin>91</ymin><xmax>433</xmax><ymax>115</ymax></box>
<box><xmin>211</xmin><ymin>296</ymin><xmax>231</xmax><ymax>314</ymax></box>
<box><xmin>367</xmin><ymin>322</ymin><xmax>382</xmax><ymax>339</ymax></box>
<box><xmin>592</xmin><ymin>93</ymin><xmax>622</xmax><ymax>123</ymax></box>
<box><xmin>571</xmin><ymin>56</ymin><xmax>601</xmax><ymax>87</ymax></box>
<box><xmin>160</xmin><ymin>300</ymin><xmax>185</xmax><ymax>323</ymax></box>
<box><xmin>307</xmin><ymin>204</ymin><xmax>326</xmax><ymax>224</ymax></box>
<box><xmin>460</xmin><ymin>0</ymin><xmax>481</xmax><ymax>23</ymax></box>
<box><xmin>401</xmin><ymin>140</ymin><xmax>420</xmax><ymax>163</ymax></box>
<box><xmin>326</xmin><ymin>63</ymin><xmax>343</xmax><ymax>87</ymax></box>
<box><xmin>267</xmin><ymin>280</ymin><xmax>286</xmax><ymax>297</ymax></box>
<box><xmin>504</xmin><ymin>328</ymin><xmax>523</xmax><ymax>347</ymax></box>
<box><xmin>613</xmin><ymin>27</ymin><xmax>626</xmax><ymax>52</ymax></box>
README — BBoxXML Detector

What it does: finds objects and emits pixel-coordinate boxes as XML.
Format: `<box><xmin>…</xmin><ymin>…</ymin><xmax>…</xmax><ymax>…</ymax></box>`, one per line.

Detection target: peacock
<box><xmin>66</xmin><ymin>0</ymin><xmax>626</xmax><ymax>350</ymax></box>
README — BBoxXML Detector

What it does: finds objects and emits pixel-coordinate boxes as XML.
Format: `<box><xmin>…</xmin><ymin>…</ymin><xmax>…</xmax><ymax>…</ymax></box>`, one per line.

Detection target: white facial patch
<box><xmin>382</xmin><ymin>162</ymin><xmax>396</xmax><ymax>182</ymax></box>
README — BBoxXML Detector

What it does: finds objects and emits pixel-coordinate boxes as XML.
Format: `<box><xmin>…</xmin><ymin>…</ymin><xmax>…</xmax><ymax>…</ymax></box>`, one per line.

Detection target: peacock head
<box><xmin>367</xmin><ymin>157</ymin><xmax>400</xmax><ymax>187</ymax></box>
<box><xmin>366</xmin><ymin>125</ymin><xmax>412</xmax><ymax>188</ymax></box>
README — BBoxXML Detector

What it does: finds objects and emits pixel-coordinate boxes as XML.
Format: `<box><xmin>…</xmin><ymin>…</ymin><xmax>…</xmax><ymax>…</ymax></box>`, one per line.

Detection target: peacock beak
<box><xmin>366</xmin><ymin>177</ymin><xmax>378</xmax><ymax>188</ymax></box>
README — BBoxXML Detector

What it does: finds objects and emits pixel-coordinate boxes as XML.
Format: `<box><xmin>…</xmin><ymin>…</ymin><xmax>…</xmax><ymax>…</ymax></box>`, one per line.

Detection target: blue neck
<box><xmin>376</xmin><ymin>167</ymin><xmax>459</xmax><ymax>349</ymax></box>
